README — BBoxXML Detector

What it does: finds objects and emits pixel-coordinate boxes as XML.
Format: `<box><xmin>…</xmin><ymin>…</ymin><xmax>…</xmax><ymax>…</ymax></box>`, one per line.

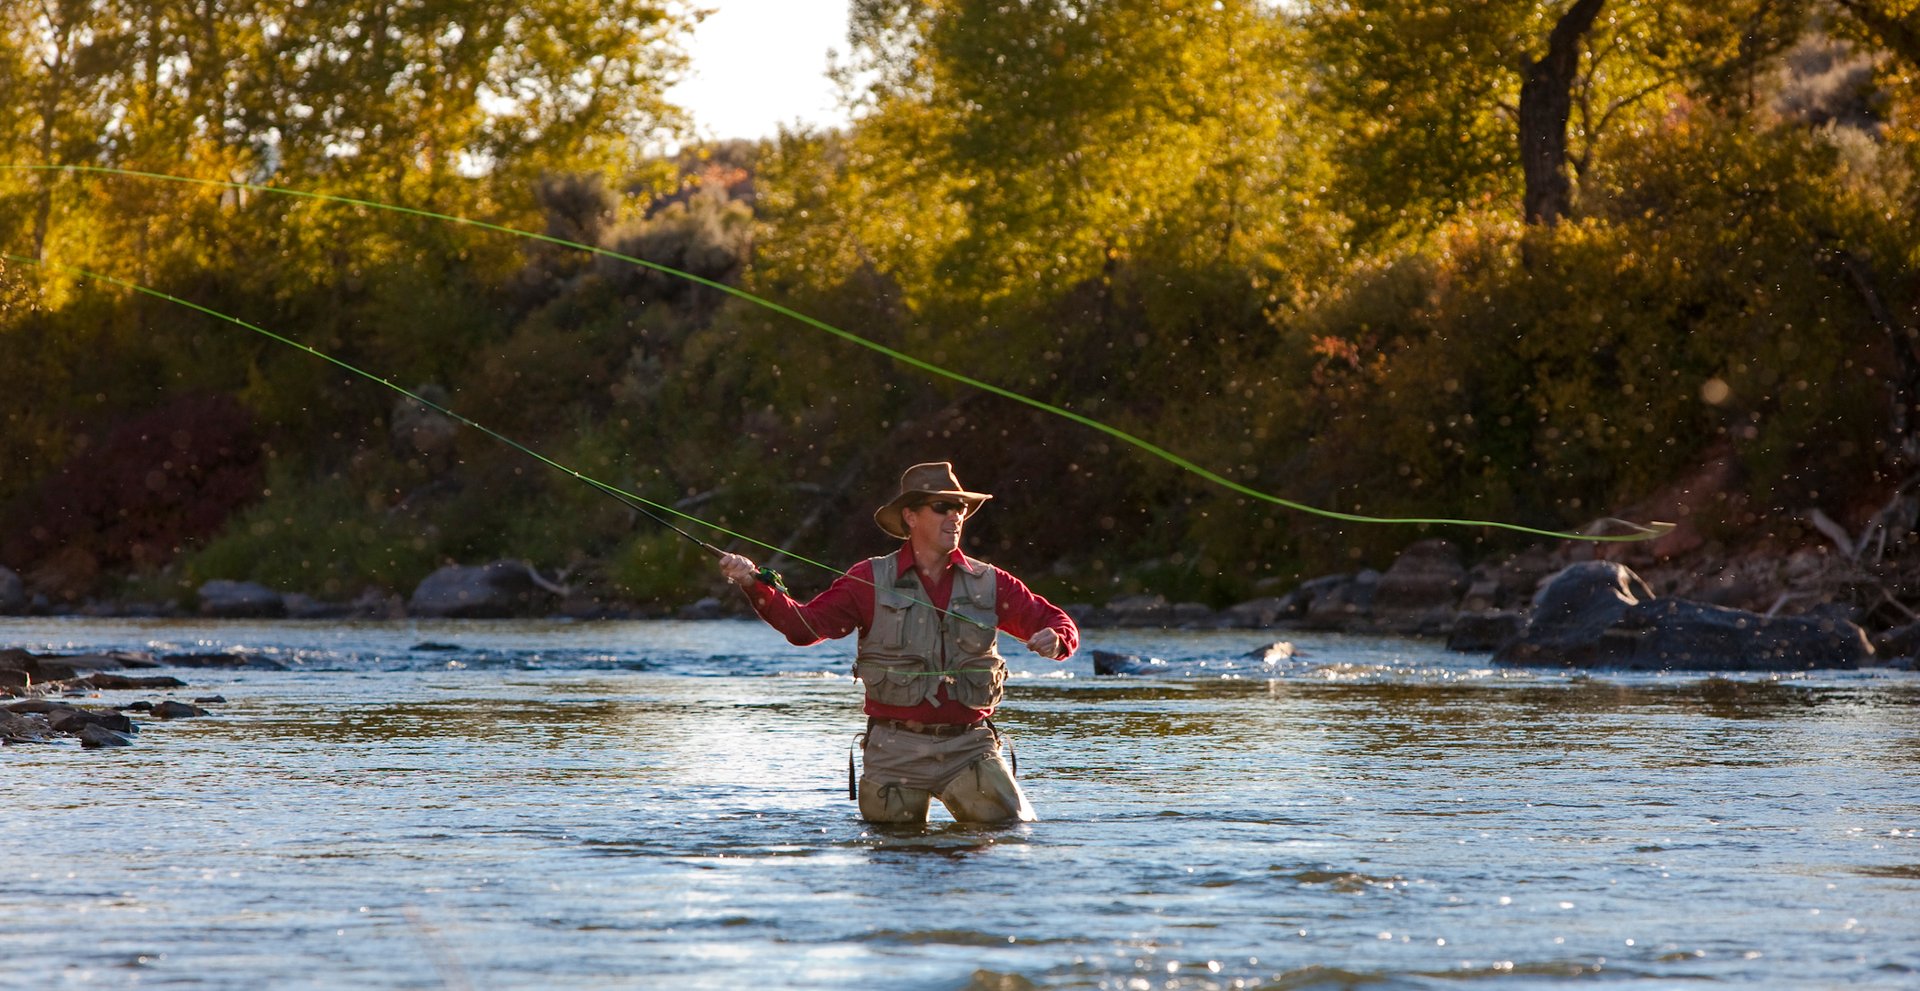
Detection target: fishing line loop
<box><xmin>1</xmin><ymin>163</ymin><xmax>1673</xmax><ymax>545</ymax></box>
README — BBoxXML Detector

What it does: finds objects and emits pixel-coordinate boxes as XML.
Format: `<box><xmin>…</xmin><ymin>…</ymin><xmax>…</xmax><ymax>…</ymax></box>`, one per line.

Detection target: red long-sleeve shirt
<box><xmin>740</xmin><ymin>543</ymin><xmax>1079</xmax><ymax>725</ymax></box>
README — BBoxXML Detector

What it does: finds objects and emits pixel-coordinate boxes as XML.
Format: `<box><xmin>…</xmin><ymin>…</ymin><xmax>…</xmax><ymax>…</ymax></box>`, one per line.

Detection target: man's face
<box><xmin>905</xmin><ymin>499</ymin><xmax>970</xmax><ymax>553</ymax></box>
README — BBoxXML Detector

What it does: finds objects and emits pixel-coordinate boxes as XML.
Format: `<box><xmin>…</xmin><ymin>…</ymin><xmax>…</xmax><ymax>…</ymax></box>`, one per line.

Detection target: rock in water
<box><xmin>1494</xmin><ymin>561</ymin><xmax>1873</xmax><ymax>671</ymax></box>
<box><xmin>87</xmin><ymin>673</ymin><xmax>189</xmax><ymax>690</ymax></box>
<box><xmin>151</xmin><ymin>700</ymin><xmax>211</xmax><ymax>719</ymax></box>
<box><xmin>1446</xmin><ymin>610</ymin><xmax>1526</xmax><ymax>653</ymax></box>
<box><xmin>77</xmin><ymin>724</ymin><xmax>133</xmax><ymax>748</ymax></box>
<box><xmin>1090</xmin><ymin>650</ymin><xmax>1167</xmax><ymax>676</ymax></box>
<box><xmin>197</xmin><ymin>580</ymin><xmax>287</xmax><ymax>618</ymax></box>
<box><xmin>0</xmin><ymin>710</ymin><xmax>58</xmax><ymax>744</ymax></box>
<box><xmin>0</xmin><ymin>566</ymin><xmax>25</xmax><ymax>615</ymax></box>
<box><xmin>408</xmin><ymin>561</ymin><xmax>551</xmax><ymax>618</ymax></box>
<box><xmin>1241</xmin><ymin>641</ymin><xmax>1296</xmax><ymax>663</ymax></box>
<box><xmin>1372</xmin><ymin>540</ymin><xmax>1467</xmax><ymax>634</ymax></box>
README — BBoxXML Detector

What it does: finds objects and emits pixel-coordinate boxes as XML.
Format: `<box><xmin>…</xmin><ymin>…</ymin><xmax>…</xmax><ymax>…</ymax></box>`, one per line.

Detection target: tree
<box><xmin>5</xmin><ymin>0</ymin><xmax>126</xmax><ymax>259</ymax></box>
<box><xmin>1305</xmin><ymin>0</ymin><xmax>1813</xmax><ymax>237</ymax></box>
<box><xmin>1519</xmin><ymin>0</ymin><xmax>1605</xmax><ymax>226</ymax></box>
<box><xmin>837</xmin><ymin>0</ymin><xmax>1324</xmax><ymax>306</ymax></box>
<box><xmin>245</xmin><ymin>0</ymin><xmax>694</xmax><ymax>198</ymax></box>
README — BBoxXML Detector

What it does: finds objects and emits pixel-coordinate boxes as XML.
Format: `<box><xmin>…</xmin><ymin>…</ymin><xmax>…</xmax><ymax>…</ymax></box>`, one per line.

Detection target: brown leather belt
<box><xmin>870</xmin><ymin>717</ymin><xmax>979</xmax><ymax>738</ymax></box>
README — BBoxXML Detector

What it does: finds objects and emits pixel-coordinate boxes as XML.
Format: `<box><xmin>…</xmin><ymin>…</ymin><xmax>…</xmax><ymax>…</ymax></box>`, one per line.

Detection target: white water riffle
<box><xmin>3</xmin><ymin>618</ymin><xmax>1916</xmax><ymax>990</ymax></box>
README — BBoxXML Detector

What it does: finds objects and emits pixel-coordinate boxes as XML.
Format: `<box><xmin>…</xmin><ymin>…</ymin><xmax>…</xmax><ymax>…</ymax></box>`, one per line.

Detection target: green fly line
<box><xmin>1</xmin><ymin>163</ymin><xmax>1672</xmax><ymax>545</ymax></box>
<box><xmin>1</xmin><ymin>249</ymin><xmax>1004</xmax><ymax>642</ymax></box>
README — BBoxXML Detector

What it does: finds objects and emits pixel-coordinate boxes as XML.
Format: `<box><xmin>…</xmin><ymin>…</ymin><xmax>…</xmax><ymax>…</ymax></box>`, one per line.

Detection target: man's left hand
<box><xmin>1025</xmin><ymin>628</ymin><xmax>1062</xmax><ymax>659</ymax></box>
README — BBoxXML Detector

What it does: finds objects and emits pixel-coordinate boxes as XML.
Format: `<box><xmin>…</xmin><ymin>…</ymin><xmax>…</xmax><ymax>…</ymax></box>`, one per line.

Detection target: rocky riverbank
<box><xmin>1088</xmin><ymin>534</ymin><xmax>1915</xmax><ymax>671</ymax></box>
<box><xmin>5</xmin><ymin>535</ymin><xmax>1918</xmax><ymax>673</ymax></box>
<box><xmin>1074</xmin><ymin>539</ymin><xmax>1908</xmax><ymax>672</ymax></box>
<box><xmin>0</xmin><ymin>648</ymin><xmax>223</xmax><ymax>747</ymax></box>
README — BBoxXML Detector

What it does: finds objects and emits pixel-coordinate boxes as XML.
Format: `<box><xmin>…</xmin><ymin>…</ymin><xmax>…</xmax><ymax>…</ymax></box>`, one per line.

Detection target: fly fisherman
<box><xmin>717</xmin><ymin>462</ymin><xmax>1078</xmax><ymax>825</ymax></box>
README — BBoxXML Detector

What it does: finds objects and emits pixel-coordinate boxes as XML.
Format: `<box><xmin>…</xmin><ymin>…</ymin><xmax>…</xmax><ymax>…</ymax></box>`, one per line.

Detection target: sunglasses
<box><xmin>918</xmin><ymin>500</ymin><xmax>971</xmax><ymax>516</ymax></box>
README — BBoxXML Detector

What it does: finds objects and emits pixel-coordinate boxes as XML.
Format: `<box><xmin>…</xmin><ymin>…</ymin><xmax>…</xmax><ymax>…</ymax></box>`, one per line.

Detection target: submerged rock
<box><xmin>46</xmin><ymin>707</ymin><xmax>137</xmax><ymax>735</ymax></box>
<box><xmin>0</xmin><ymin>647</ymin><xmax>148</xmax><ymax>686</ymax></box>
<box><xmin>1090</xmin><ymin>650</ymin><xmax>1166</xmax><ymax>676</ymax></box>
<box><xmin>1241</xmin><ymin>641</ymin><xmax>1296</xmax><ymax>663</ymax></box>
<box><xmin>86</xmin><ymin>673</ymin><xmax>189</xmax><ymax>690</ymax></box>
<box><xmin>0</xmin><ymin>709</ymin><xmax>59</xmax><ymax>744</ymax></box>
<box><xmin>151</xmin><ymin>700</ymin><xmax>211</xmax><ymax>719</ymax></box>
<box><xmin>4</xmin><ymin>699</ymin><xmax>157</xmax><ymax>747</ymax></box>
<box><xmin>163</xmin><ymin>651</ymin><xmax>284</xmax><ymax>669</ymax></box>
<box><xmin>76</xmin><ymin>724</ymin><xmax>134</xmax><ymax>748</ymax></box>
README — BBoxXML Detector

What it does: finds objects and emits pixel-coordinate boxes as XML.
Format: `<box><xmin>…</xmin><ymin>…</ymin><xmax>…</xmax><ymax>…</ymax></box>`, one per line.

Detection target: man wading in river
<box><xmin>718</xmin><ymin>462</ymin><xmax>1078</xmax><ymax>824</ymax></box>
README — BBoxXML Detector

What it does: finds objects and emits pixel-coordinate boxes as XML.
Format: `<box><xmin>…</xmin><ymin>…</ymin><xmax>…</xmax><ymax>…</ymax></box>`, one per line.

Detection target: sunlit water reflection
<box><xmin>2</xmin><ymin>617</ymin><xmax>1916</xmax><ymax>989</ymax></box>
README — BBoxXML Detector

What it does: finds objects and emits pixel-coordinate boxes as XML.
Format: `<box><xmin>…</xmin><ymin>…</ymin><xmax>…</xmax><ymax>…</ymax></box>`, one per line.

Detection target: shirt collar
<box><xmin>895</xmin><ymin>543</ymin><xmax>985</xmax><ymax>577</ymax></box>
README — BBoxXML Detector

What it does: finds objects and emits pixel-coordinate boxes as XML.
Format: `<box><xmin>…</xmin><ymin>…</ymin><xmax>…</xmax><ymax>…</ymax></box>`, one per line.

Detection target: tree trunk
<box><xmin>1518</xmin><ymin>0</ymin><xmax>1605</xmax><ymax>227</ymax></box>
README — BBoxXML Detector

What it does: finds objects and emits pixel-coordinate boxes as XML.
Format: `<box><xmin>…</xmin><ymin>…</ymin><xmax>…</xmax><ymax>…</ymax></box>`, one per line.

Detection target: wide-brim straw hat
<box><xmin>874</xmin><ymin>462</ymin><xmax>993</xmax><ymax>539</ymax></box>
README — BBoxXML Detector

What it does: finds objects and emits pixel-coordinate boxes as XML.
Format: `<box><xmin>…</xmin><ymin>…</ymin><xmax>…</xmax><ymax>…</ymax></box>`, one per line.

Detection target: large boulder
<box><xmin>198</xmin><ymin>580</ymin><xmax>286</xmax><ymax>618</ymax></box>
<box><xmin>1872</xmin><ymin>620</ymin><xmax>1920</xmax><ymax>663</ymax></box>
<box><xmin>1301</xmin><ymin>570</ymin><xmax>1379</xmax><ymax>631</ymax></box>
<box><xmin>408</xmin><ymin>561</ymin><xmax>552</xmax><ymax>618</ymax></box>
<box><xmin>0</xmin><ymin>566</ymin><xmax>25</xmax><ymax>614</ymax></box>
<box><xmin>1372</xmin><ymin>540</ymin><xmax>1467</xmax><ymax>635</ymax></box>
<box><xmin>1105</xmin><ymin>594</ymin><xmax>1171</xmax><ymax>628</ymax></box>
<box><xmin>1218</xmin><ymin>597</ymin><xmax>1290</xmax><ymax>629</ymax></box>
<box><xmin>1169</xmin><ymin>602</ymin><xmax>1217</xmax><ymax>627</ymax></box>
<box><xmin>283</xmin><ymin>593</ymin><xmax>351</xmax><ymax>620</ymax></box>
<box><xmin>1090</xmin><ymin>650</ymin><xmax>1166</xmax><ymax>676</ymax></box>
<box><xmin>1494</xmin><ymin>561</ymin><xmax>1873</xmax><ymax>671</ymax></box>
<box><xmin>1611</xmin><ymin>598</ymin><xmax>1873</xmax><ymax>670</ymax></box>
<box><xmin>1446</xmin><ymin>610</ymin><xmax>1526</xmax><ymax>653</ymax></box>
<box><xmin>1512</xmin><ymin>561</ymin><xmax>1654</xmax><ymax>654</ymax></box>
<box><xmin>1459</xmin><ymin>546</ymin><xmax>1563</xmax><ymax>612</ymax></box>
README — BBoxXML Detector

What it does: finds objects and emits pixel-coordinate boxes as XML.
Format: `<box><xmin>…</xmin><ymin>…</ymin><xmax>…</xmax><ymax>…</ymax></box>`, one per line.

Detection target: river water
<box><xmin>2</xmin><ymin>616</ymin><xmax>1915</xmax><ymax>990</ymax></box>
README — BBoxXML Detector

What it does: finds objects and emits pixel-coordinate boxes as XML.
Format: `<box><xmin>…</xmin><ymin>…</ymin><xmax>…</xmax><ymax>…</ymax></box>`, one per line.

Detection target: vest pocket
<box><xmin>854</xmin><ymin>659</ymin><xmax>930</xmax><ymax>707</ymax></box>
<box><xmin>869</xmin><ymin>599</ymin><xmax>909</xmax><ymax>650</ymax></box>
<box><xmin>947</xmin><ymin>655</ymin><xmax>1007</xmax><ymax>709</ymax></box>
<box><xmin>952</xmin><ymin>613</ymin><xmax>996</xmax><ymax>654</ymax></box>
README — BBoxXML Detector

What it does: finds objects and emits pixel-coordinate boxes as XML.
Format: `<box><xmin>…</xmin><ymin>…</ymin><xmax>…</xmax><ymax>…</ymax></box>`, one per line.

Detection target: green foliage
<box><xmin>1300</xmin><ymin>0</ymin><xmax>1808</xmax><ymax>244</ymax></box>
<box><xmin>4</xmin><ymin>0</ymin><xmax>1918</xmax><ymax>613</ymax></box>
<box><xmin>608</xmin><ymin>531</ymin><xmax>709</xmax><ymax>605</ymax></box>
<box><xmin>175</xmin><ymin>461</ymin><xmax>443</xmax><ymax>598</ymax></box>
<box><xmin>841</xmin><ymin>0</ymin><xmax>1333</xmax><ymax>307</ymax></box>
<box><xmin>1260</xmin><ymin>100</ymin><xmax>1911</xmax><ymax>572</ymax></box>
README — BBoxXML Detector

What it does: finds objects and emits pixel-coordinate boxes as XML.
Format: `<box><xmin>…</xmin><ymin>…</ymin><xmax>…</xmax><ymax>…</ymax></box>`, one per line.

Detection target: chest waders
<box><xmin>844</xmin><ymin>555</ymin><xmax>1026</xmax><ymax>821</ymax></box>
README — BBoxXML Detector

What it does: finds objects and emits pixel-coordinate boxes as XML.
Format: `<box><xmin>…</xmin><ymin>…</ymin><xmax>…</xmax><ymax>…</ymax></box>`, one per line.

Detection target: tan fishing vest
<box><xmin>854</xmin><ymin>552</ymin><xmax>1007</xmax><ymax>709</ymax></box>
